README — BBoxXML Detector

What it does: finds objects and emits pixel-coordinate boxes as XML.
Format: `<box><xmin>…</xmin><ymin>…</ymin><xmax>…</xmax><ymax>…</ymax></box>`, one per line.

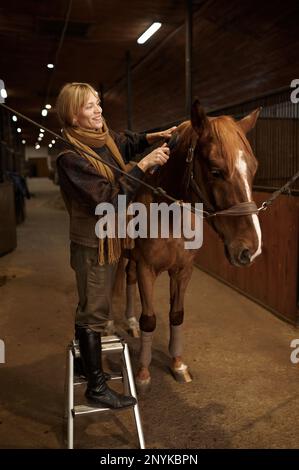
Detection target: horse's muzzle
<box><xmin>238</xmin><ymin>248</ymin><xmax>251</xmax><ymax>265</ymax></box>
<box><xmin>225</xmin><ymin>244</ymin><xmax>256</xmax><ymax>267</ymax></box>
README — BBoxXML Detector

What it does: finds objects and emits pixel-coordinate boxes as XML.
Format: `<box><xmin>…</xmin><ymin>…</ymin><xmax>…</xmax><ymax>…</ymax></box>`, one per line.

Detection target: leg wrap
<box><xmin>168</xmin><ymin>324</ymin><xmax>184</xmax><ymax>358</ymax></box>
<box><xmin>169</xmin><ymin>310</ymin><xmax>184</xmax><ymax>326</ymax></box>
<box><xmin>139</xmin><ymin>331</ymin><xmax>154</xmax><ymax>368</ymax></box>
<box><xmin>140</xmin><ymin>314</ymin><xmax>156</xmax><ymax>332</ymax></box>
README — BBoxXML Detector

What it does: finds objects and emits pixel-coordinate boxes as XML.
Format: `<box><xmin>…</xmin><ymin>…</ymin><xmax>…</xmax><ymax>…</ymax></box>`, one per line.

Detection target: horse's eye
<box><xmin>211</xmin><ymin>169</ymin><xmax>223</xmax><ymax>178</ymax></box>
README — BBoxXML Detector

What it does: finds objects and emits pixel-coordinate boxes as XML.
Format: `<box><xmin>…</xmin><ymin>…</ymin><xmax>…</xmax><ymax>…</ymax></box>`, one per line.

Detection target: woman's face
<box><xmin>73</xmin><ymin>91</ymin><xmax>103</xmax><ymax>130</ymax></box>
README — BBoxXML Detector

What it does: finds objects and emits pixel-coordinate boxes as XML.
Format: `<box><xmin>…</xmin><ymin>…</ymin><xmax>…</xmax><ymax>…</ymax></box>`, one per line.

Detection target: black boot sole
<box><xmin>85</xmin><ymin>396</ymin><xmax>135</xmax><ymax>410</ymax></box>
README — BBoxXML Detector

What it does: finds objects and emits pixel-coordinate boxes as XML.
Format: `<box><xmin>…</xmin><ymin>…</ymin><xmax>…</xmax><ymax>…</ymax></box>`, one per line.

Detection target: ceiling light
<box><xmin>40</xmin><ymin>128</ymin><xmax>45</xmax><ymax>133</ymax></box>
<box><xmin>51</xmin><ymin>140</ymin><xmax>55</xmax><ymax>144</ymax></box>
<box><xmin>12</xmin><ymin>115</ymin><xmax>18</xmax><ymax>122</ymax></box>
<box><xmin>17</xmin><ymin>127</ymin><xmax>21</xmax><ymax>133</ymax></box>
<box><xmin>137</xmin><ymin>22</ymin><xmax>162</xmax><ymax>44</ymax></box>
<box><xmin>47</xmin><ymin>63</ymin><xmax>54</xmax><ymax>69</ymax></box>
<box><xmin>48</xmin><ymin>144</ymin><xmax>52</xmax><ymax>148</ymax></box>
<box><xmin>0</xmin><ymin>88</ymin><xmax>7</xmax><ymax>98</ymax></box>
<box><xmin>45</xmin><ymin>104</ymin><xmax>51</xmax><ymax>109</ymax></box>
<box><xmin>41</xmin><ymin>109</ymin><xmax>48</xmax><ymax>117</ymax></box>
<box><xmin>38</xmin><ymin>137</ymin><xmax>42</xmax><ymax>141</ymax></box>
<box><xmin>39</xmin><ymin>133</ymin><xmax>44</xmax><ymax>138</ymax></box>
<box><xmin>22</xmin><ymin>140</ymin><xmax>26</xmax><ymax>144</ymax></box>
<box><xmin>35</xmin><ymin>144</ymin><xmax>40</xmax><ymax>150</ymax></box>
<box><xmin>0</xmin><ymin>79</ymin><xmax>7</xmax><ymax>102</ymax></box>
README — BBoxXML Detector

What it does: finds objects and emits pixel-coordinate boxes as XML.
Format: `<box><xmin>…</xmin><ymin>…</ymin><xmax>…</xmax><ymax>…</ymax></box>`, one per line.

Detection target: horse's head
<box><xmin>188</xmin><ymin>100</ymin><xmax>262</xmax><ymax>266</ymax></box>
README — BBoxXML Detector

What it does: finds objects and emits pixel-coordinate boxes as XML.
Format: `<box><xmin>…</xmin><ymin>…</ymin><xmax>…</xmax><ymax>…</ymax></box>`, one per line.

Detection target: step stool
<box><xmin>65</xmin><ymin>334</ymin><xmax>145</xmax><ymax>449</ymax></box>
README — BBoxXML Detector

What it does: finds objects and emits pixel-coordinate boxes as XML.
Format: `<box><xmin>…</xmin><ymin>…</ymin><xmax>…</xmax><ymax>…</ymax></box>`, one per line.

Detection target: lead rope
<box><xmin>1</xmin><ymin>102</ymin><xmax>298</xmax><ymax>218</ymax></box>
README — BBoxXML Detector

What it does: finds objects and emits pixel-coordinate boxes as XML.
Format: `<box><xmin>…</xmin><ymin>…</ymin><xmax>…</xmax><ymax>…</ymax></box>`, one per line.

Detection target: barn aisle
<box><xmin>0</xmin><ymin>177</ymin><xmax>298</xmax><ymax>449</ymax></box>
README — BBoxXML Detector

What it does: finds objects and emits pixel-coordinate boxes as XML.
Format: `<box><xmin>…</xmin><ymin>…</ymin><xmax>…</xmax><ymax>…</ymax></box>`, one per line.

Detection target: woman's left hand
<box><xmin>146</xmin><ymin>126</ymin><xmax>177</xmax><ymax>145</ymax></box>
<box><xmin>159</xmin><ymin>126</ymin><xmax>177</xmax><ymax>139</ymax></box>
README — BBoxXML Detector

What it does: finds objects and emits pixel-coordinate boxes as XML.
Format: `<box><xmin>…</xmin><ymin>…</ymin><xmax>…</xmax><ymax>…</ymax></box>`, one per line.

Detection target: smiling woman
<box><xmin>73</xmin><ymin>92</ymin><xmax>103</xmax><ymax>130</ymax></box>
<box><xmin>54</xmin><ymin>81</ymin><xmax>176</xmax><ymax>410</ymax></box>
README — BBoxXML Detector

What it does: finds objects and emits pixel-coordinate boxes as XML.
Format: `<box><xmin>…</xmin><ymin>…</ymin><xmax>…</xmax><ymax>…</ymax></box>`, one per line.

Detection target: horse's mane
<box><xmin>177</xmin><ymin>116</ymin><xmax>255</xmax><ymax>177</ymax></box>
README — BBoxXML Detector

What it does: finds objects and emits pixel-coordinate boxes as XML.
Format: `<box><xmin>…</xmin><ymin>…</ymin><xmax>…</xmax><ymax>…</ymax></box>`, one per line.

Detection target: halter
<box><xmin>181</xmin><ymin>134</ymin><xmax>259</xmax><ymax>218</ymax></box>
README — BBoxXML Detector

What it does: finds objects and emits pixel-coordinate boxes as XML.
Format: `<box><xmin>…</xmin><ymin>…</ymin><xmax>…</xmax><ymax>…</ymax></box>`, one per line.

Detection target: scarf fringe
<box><xmin>98</xmin><ymin>236</ymin><xmax>135</xmax><ymax>266</ymax></box>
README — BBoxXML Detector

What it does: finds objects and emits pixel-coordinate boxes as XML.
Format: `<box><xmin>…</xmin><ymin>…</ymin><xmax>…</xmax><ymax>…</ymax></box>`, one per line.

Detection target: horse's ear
<box><xmin>238</xmin><ymin>107</ymin><xmax>262</xmax><ymax>134</ymax></box>
<box><xmin>191</xmin><ymin>99</ymin><xmax>209</xmax><ymax>136</ymax></box>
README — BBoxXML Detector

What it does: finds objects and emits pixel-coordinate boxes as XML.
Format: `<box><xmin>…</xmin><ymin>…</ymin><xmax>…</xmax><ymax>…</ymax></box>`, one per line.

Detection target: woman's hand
<box><xmin>146</xmin><ymin>126</ymin><xmax>177</xmax><ymax>144</ymax></box>
<box><xmin>158</xmin><ymin>126</ymin><xmax>177</xmax><ymax>140</ymax></box>
<box><xmin>137</xmin><ymin>143</ymin><xmax>170</xmax><ymax>173</ymax></box>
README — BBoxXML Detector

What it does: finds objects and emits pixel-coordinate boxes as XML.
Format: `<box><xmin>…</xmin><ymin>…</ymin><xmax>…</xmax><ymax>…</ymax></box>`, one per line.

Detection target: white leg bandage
<box><xmin>168</xmin><ymin>324</ymin><xmax>184</xmax><ymax>358</ymax></box>
<box><xmin>139</xmin><ymin>331</ymin><xmax>154</xmax><ymax>368</ymax></box>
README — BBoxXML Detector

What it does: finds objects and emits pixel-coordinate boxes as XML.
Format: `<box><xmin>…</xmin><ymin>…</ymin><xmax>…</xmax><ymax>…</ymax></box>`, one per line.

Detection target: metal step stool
<box><xmin>65</xmin><ymin>334</ymin><xmax>145</xmax><ymax>449</ymax></box>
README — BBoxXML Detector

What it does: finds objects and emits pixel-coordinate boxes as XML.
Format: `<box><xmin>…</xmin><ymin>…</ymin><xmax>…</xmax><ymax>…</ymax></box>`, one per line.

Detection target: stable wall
<box><xmin>195</xmin><ymin>192</ymin><xmax>299</xmax><ymax>325</ymax></box>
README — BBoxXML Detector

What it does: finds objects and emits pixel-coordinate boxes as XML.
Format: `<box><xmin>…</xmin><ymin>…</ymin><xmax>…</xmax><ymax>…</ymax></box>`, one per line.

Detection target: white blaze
<box><xmin>236</xmin><ymin>150</ymin><xmax>262</xmax><ymax>261</ymax></box>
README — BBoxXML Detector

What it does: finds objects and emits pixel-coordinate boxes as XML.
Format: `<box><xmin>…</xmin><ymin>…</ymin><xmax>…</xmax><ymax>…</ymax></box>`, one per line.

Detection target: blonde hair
<box><xmin>56</xmin><ymin>82</ymin><xmax>98</xmax><ymax>127</ymax></box>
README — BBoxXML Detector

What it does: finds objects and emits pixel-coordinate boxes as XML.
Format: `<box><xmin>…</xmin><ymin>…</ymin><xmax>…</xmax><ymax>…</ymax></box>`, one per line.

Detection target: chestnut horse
<box><xmin>123</xmin><ymin>101</ymin><xmax>262</xmax><ymax>388</ymax></box>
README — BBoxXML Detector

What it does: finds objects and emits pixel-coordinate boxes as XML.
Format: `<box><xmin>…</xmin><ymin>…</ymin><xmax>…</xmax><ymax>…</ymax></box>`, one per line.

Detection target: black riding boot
<box><xmin>74</xmin><ymin>325</ymin><xmax>111</xmax><ymax>381</ymax></box>
<box><xmin>76</xmin><ymin>326</ymin><xmax>136</xmax><ymax>409</ymax></box>
<box><xmin>74</xmin><ymin>326</ymin><xmax>87</xmax><ymax>378</ymax></box>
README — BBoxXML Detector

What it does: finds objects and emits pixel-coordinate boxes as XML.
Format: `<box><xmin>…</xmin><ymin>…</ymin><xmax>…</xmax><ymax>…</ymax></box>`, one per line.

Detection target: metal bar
<box><xmin>73</xmin><ymin>405</ymin><xmax>110</xmax><ymax>415</ymax></box>
<box><xmin>99</xmin><ymin>82</ymin><xmax>105</xmax><ymax>111</ymax></box>
<box><xmin>123</xmin><ymin>343</ymin><xmax>145</xmax><ymax>449</ymax></box>
<box><xmin>185</xmin><ymin>0</ymin><xmax>193</xmax><ymax>118</ymax></box>
<box><xmin>67</xmin><ymin>344</ymin><xmax>74</xmax><ymax>449</ymax></box>
<box><xmin>126</xmin><ymin>50</ymin><xmax>132</xmax><ymax>130</ymax></box>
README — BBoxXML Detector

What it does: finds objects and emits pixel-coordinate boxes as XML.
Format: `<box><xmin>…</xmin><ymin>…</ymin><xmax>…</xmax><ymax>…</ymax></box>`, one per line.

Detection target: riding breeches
<box><xmin>70</xmin><ymin>241</ymin><xmax>117</xmax><ymax>333</ymax></box>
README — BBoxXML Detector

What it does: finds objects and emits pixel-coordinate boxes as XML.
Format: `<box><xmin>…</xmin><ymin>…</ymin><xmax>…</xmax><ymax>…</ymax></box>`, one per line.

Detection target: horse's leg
<box><xmin>125</xmin><ymin>259</ymin><xmax>140</xmax><ymax>337</ymax></box>
<box><xmin>103</xmin><ymin>262</ymin><xmax>118</xmax><ymax>336</ymax></box>
<box><xmin>135</xmin><ymin>261</ymin><xmax>157</xmax><ymax>389</ymax></box>
<box><xmin>168</xmin><ymin>264</ymin><xmax>193</xmax><ymax>383</ymax></box>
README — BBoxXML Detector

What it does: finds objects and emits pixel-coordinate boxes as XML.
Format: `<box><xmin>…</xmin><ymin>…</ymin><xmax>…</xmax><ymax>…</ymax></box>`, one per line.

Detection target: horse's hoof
<box><xmin>135</xmin><ymin>376</ymin><xmax>151</xmax><ymax>393</ymax></box>
<box><xmin>170</xmin><ymin>364</ymin><xmax>193</xmax><ymax>383</ymax></box>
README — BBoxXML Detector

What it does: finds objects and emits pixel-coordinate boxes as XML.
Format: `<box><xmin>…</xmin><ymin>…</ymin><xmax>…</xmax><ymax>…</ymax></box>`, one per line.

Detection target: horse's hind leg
<box><xmin>168</xmin><ymin>265</ymin><xmax>193</xmax><ymax>383</ymax></box>
<box><xmin>125</xmin><ymin>259</ymin><xmax>140</xmax><ymax>337</ymax></box>
<box><xmin>135</xmin><ymin>261</ymin><xmax>157</xmax><ymax>390</ymax></box>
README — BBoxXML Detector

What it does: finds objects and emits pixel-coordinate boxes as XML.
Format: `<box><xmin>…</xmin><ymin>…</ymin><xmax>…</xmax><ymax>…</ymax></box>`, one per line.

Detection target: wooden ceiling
<box><xmin>1</xmin><ymin>0</ymin><xmax>299</xmax><ymax>145</ymax></box>
<box><xmin>1</xmin><ymin>0</ymin><xmax>201</xmax><ymax>144</ymax></box>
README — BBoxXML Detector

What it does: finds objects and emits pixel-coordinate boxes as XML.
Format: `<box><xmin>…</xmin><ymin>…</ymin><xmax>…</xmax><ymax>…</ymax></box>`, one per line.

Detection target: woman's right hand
<box><xmin>137</xmin><ymin>143</ymin><xmax>170</xmax><ymax>173</ymax></box>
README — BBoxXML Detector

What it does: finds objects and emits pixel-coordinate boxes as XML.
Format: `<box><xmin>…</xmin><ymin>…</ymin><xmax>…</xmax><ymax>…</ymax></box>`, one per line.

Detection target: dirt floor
<box><xmin>0</xmin><ymin>177</ymin><xmax>298</xmax><ymax>449</ymax></box>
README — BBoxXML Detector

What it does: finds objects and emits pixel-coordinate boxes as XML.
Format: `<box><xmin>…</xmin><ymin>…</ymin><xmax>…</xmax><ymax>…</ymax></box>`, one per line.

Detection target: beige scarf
<box><xmin>63</xmin><ymin>121</ymin><xmax>133</xmax><ymax>265</ymax></box>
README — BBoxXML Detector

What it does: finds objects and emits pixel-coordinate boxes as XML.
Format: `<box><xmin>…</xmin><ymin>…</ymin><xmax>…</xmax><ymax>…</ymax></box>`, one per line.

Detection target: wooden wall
<box><xmin>0</xmin><ymin>182</ymin><xmax>17</xmax><ymax>256</ymax></box>
<box><xmin>195</xmin><ymin>192</ymin><xmax>299</xmax><ymax>325</ymax></box>
<box><xmin>27</xmin><ymin>158</ymin><xmax>50</xmax><ymax>178</ymax></box>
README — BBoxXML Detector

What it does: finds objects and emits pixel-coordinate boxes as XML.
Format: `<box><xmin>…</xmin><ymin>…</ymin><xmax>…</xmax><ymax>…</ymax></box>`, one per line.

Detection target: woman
<box><xmin>56</xmin><ymin>82</ymin><xmax>175</xmax><ymax>409</ymax></box>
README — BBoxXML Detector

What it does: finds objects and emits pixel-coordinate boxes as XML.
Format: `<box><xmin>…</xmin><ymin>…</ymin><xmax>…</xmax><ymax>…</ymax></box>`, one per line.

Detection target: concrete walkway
<box><xmin>0</xmin><ymin>177</ymin><xmax>298</xmax><ymax>449</ymax></box>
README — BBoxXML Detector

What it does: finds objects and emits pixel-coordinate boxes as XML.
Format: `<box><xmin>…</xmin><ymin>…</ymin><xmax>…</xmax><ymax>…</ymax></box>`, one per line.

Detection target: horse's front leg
<box><xmin>135</xmin><ymin>260</ymin><xmax>157</xmax><ymax>390</ymax></box>
<box><xmin>168</xmin><ymin>264</ymin><xmax>193</xmax><ymax>383</ymax></box>
<box><xmin>125</xmin><ymin>258</ymin><xmax>140</xmax><ymax>337</ymax></box>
